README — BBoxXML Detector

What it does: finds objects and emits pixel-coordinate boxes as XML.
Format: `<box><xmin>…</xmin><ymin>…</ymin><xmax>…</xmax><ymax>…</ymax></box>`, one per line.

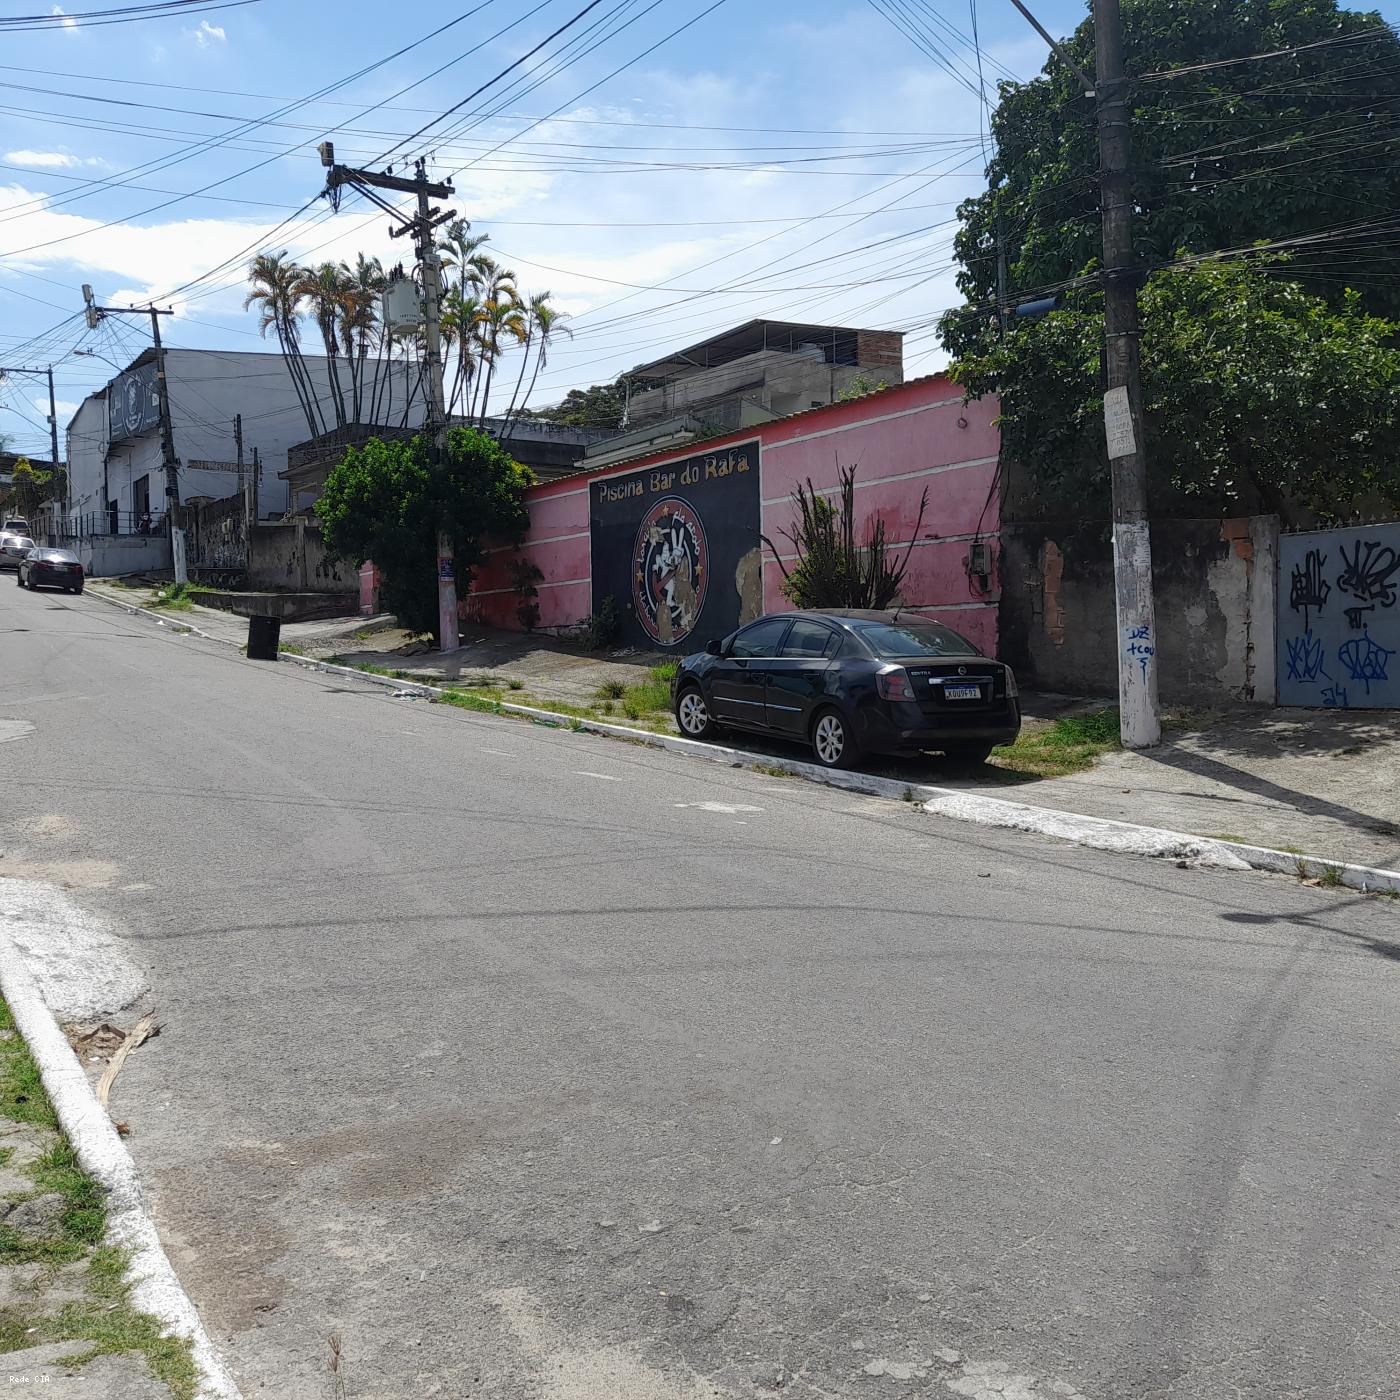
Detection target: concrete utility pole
<box><xmin>1093</xmin><ymin>0</ymin><xmax>1160</xmax><ymax>748</ymax></box>
<box><xmin>318</xmin><ymin>144</ymin><xmax>460</xmax><ymax>652</ymax></box>
<box><xmin>1005</xmin><ymin>0</ymin><xmax>1161</xmax><ymax>748</ymax></box>
<box><xmin>0</xmin><ymin>362</ymin><xmax>63</xmax><ymax>537</ymax></box>
<box><xmin>80</xmin><ymin>287</ymin><xmax>186</xmax><ymax>583</ymax></box>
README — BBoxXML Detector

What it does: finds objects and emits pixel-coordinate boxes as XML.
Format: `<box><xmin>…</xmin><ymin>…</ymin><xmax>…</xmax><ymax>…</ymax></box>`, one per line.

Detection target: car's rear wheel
<box><xmin>675</xmin><ymin>684</ymin><xmax>718</xmax><ymax>740</ymax></box>
<box><xmin>811</xmin><ymin>706</ymin><xmax>859</xmax><ymax>770</ymax></box>
<box><xmin>72</xmin><ymin>583</ymin><xmax>83</xmax><ymax>595</ymax></box>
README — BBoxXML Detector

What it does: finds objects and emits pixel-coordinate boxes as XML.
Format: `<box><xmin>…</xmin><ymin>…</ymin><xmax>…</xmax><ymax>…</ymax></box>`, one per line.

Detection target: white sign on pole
<box><xmin>1103</xmin><ymin>384</ymin><xmax>1137</xmax><ymax>460</ymax></box>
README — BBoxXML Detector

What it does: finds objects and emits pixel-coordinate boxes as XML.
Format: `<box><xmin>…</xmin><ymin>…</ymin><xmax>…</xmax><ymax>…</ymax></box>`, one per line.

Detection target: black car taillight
<box><xmin>875</xmin><ymin>665</ymin><xmax>916</xmax><ymax>702</ymax></box>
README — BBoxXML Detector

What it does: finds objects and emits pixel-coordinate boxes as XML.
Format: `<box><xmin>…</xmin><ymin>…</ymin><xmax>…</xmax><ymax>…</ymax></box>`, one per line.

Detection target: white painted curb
<box><xmin>88</xmin><ymin>585</ymin><xmax>1400</xmax><ymax>897</ymax></box>
<box><xmin>0</xmin><ymin>931</ymin><xmax>243</xmax><ymax>1399</ymax></box>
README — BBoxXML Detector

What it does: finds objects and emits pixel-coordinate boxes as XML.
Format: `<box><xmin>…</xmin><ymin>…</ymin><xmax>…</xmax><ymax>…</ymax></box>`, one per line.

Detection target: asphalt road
<box><xmin>1</xmin><ymin>578</ymin><xmax>1397</xmax><ymax>1400</ymax></box>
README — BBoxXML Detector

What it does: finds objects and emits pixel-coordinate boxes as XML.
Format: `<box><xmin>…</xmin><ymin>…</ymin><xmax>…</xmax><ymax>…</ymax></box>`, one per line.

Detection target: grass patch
<box><xmin>0</xmin><ymin>1002</ymin><xmax>57</xmax><ymax>1131</ymax></box>
<box><xmin>0</xmin><ymin>998</ymin><xmax>200</xmax><ymax>1395</ymax></box>
<box><xmin>507</xmin><ymin>678</ymin><xmax>524</xmax><ymax>691</ymax></box>
<box><xmin>0</xmin><ymin>1289</ymin><xmax>200</xmax><ymax>1399</ymax></box>
<box><xmin>1206</xmin><ymin>833</ymin><xmax>1249</xmax><ymax>844</ymax></box>
<box><xmin>990</xmin><ymin>708</ymin><xmax>1121</xmax><ymax>778</ymax></box>
<box><xmin>1318</xmin><ymin>864</ymin><xmax>1344</xmax><ymax>888</ymax></box>
<box><xmin>595</xmin><ymin>679</ymin><xmax>627</xmax><ymax>701</ymax></box>
<box><xmin>751</xmin><ymin>762</ymin><xmax>799</xmax><ymax>779</ymax></box>
<box><xmin>148</xmin><ymin>582</ymin><xmax>198</xmax><ymax>612</ymax></box>
<box><xmin>278</xmin><ymin>643</ymin><xmax>306</xmax><ymax>656</ymax></box>
<box><xmin>439</xmin><ymin>691</ymin><xmax>501</xmax><ymax>715</ymax></box>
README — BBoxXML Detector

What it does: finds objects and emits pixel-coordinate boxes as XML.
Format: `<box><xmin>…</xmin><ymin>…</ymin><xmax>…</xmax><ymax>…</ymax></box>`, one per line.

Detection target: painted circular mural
<box><xmin>632</xmin><ymin>496</ymin><xmax>709</xmax><ymax>646</ymax></box>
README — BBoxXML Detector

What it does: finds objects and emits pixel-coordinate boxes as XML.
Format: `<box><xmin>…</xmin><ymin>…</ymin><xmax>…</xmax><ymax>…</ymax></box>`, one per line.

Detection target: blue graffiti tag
<box><xmin>1337</xmin><ymin>632</ymin><xmax>1394</xmax><ymax>694</ymax></box>
<box><xmin>1322</xmin><ymin>684</ymin><xmax>1350</xmax><ymax>708</ymax></box>
<box><xmin>1285</xmin><ymin>632</ymin><xmax>1329</xmax><ymax>683</ymax></box>
<box><xmin>1124</xmin><ymin>625</ymin><xmax>1155</xmax><ymax>681</ymax></box>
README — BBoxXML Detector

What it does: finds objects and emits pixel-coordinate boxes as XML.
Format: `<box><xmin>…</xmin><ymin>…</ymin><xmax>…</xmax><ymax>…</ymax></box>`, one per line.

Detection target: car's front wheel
<box><xmin>811</xmin><ymin>706</ymin><xmax>859</xmax><ymax>770</ymax></box>
<box><xmin>675</xmin><ymin>683</ymin><xmax>718</xmax><ymax>740</ymax></box>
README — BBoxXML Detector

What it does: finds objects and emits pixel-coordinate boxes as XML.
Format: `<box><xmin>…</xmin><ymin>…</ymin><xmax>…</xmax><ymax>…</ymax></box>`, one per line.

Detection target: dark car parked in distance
<box><xmin>17</xmin><ymin>547</ymin><xmax>84</xmax><ymax>594</ymax></box>
<box><xmin>672</xmin><ymin>608</ymin><xmax>1020</xmax><ymax>770</ymax></box>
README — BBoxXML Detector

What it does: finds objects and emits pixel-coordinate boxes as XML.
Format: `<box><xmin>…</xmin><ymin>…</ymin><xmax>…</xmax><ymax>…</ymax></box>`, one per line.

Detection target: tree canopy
<box><xmin>536</xmin><ymin>382</ymin><xmax>625</xmax><ymax>429</ymax></box>
<box><xmin>944</xmin><ymin>0</ymin><xmax>1400</xmax><ymax>355</ymax></box>
<box><xmin>317</xmin><ymin>427</ymin><xmax>534</xmax><ymax>638</ymax></box>
<box><xmin>941</xmin><ymin>0</ymin><xmax>1400</xmax><ymax>520</ymax></box>
<box><xmin>954</xmin><ymin>258</ymin><xmax>1400</xmax><ymax>522</ymax></box>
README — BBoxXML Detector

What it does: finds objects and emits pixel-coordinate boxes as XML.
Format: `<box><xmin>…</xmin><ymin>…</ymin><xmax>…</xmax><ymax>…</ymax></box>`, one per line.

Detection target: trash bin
<box><xmin>246</xmin><ymin>614</ymin><xmax>281</xmax><ymax>661</ymax></box>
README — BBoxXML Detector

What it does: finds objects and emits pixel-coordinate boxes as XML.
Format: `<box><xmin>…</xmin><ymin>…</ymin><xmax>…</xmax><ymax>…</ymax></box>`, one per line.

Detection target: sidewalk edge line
<box><xmin>86</xmin><ymin>586</ymin><xmax>1400</xmax><ymax>897</ymax></box>
<box><xmin>0</xmin><ymin>929</ymin><xmax>243</xmax><ymax>1400</ymax></box>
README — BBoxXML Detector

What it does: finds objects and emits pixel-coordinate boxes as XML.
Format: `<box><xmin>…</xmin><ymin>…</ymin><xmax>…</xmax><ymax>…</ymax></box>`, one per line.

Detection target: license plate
<box><xmin>943</xmin><ymin>684</ymin><xmax>981</xmax><ymax>701</ymax></box>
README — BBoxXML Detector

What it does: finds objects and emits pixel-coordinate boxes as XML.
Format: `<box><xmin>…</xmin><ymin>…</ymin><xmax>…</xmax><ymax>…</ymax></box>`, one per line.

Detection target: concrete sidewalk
<box><xmin>955</xmin><ymin>706</ymin><xmax>1400</xmax><ymax>872</ymax></box>
<box><xmin>86</xmin><ymin>584</ymin><xmax>1400</xmax><ymax>869</ymax></box>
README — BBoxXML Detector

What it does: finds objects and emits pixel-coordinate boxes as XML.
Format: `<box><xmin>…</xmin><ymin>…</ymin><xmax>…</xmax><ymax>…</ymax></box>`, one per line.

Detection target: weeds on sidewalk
<box><xmin>0</xmin><ymin>998</ymin><xmax>197</xmax><ymax>1397</ymax></box>
<box><xmin>148</xmin><ymin>583</ymin><xmax>196</xmax><ymax>612</ymax></box>
<box><xmin>990</xmin><ymin>709</ymin><xmax>1121</xmax><ymax>778</ymax></box>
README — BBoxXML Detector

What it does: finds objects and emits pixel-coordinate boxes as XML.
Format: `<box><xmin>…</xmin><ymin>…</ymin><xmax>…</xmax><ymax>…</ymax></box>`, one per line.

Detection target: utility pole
<box><xmin>1093</xmin><ymin>0</ymin><xmax>1160</xmax><ymax>748</ymax></box>
<box><xmin>80</xmin><ymin>286</ymin><xmax>186</xmax><ymax>583</ymax></box>
<box><xmin>0</xmin><ymin>362</ymin><xmax>63</xmax><ymax>539</ymax></box>
<box><xmin>318</xmin><ymin>144</ymin><xmax>460</xmax><ymax>651</ymax></box>
<box><xmin>235</xmin><ymin>413</ymin><xmax>249</xmax><ymax>549</ymax></box>
<box><xmin>1005</xmin><ymin>0</ymin><xmax>1160</xmax><ymax>748</ymax></box>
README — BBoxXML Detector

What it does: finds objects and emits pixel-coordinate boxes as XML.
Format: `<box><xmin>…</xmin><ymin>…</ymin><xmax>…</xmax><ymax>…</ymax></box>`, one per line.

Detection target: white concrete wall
<box><xmin>81</xmin><ymin>534</ymin><xmax>172</xmax><ymax>577</ymax></box>
<box><xmin>65</xmin><ymin>350</ymin><xmax>427</xmax><ymax>531</ymax></box>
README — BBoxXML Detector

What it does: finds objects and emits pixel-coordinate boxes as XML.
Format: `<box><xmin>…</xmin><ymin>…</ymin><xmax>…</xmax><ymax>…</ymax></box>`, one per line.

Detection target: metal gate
<box><xmin>1278</xmin><ymin>522</ymin><xmax>1400</xmax><ymax>708</ymax></box>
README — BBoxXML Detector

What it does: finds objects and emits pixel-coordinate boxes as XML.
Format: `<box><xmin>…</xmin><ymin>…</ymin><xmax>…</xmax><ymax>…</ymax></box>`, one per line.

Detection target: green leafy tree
<box><xmin>535</xmin><ymin>382</ymin><xmax>624</xmax><ymax>429</ymax></box>
<box><xmin>7</xmin><ymin>457</ymin><xmax>52</xmax><ymax>519</ymax></box>
<box><xmin>954</xmin><ymin>258</ymin><xmax>1400</xmax><ymax>521</ymax></box>
<box><xmin>944</xmin><ymin>0</ymin><xmax>1400</xmax><ymax>359</ymax></box>
<box><xmin>318</xmin><ymin>427</ymin><xmax>535</xmax><ymax>638</ymax></box>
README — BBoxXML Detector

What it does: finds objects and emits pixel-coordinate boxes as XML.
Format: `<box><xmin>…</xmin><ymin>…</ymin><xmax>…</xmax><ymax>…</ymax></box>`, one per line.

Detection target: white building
<box><xmin>66</xmin><ymin>347</ymin><xmax>426</xmax><ymax>539</ymax></box>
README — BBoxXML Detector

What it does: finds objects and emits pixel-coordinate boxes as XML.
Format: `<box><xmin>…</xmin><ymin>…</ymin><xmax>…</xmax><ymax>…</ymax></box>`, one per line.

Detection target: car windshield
<box><xmin>39</xmin><ymin>551</ymin><xmax>76</xmax><ymax>563</ymax></box>
<box><xmin>853</xmin><ymin>620</ymin><xmax>981</xmax><ymax>658</ymax></box>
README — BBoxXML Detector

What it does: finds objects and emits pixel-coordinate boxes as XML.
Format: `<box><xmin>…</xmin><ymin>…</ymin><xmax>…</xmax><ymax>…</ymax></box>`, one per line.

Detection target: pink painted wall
<box><xmin>465</xmin><ymin>375</ymin><xmax>1002</xmax><ymax>655</ymax></box>
<box><xmin>759</xmin><ymin>378</ymin><xmax>1001</xmax><ymax>653</ymax></box>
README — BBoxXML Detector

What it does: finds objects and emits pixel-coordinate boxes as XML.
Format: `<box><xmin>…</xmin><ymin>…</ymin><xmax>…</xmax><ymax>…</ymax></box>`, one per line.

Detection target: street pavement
<box><xmin>2</xmin><ymin>579</ymin><xmax>1397</xmax><ymax>1400</ymax></box>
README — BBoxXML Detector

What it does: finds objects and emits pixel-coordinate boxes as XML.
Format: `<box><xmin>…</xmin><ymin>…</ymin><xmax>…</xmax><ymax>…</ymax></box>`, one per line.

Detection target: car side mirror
<box><xmin>705</xmin><ymin>638</ymin><xmax>723</xmax><ymax>656</ymax></box>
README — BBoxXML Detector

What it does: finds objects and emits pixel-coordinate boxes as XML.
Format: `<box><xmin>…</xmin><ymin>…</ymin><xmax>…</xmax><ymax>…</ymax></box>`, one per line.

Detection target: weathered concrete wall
<box><xmin>81</xmin><ymin>534</ymin><xmax>172</xmax><ymax>577</ymax></box>
<box><xmin>1000</xmin><ymin>516</ymin><xmax>1279</xmax><ymax>703</ymax></box>
<box><xmin>247</xmin><ymin>521</ymin><xmax>354</xmax><ymax>595</ymax></box>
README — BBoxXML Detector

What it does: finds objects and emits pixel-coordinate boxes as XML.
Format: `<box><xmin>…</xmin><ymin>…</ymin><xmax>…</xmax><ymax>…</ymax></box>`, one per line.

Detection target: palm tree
<box><xmin>244</xmin><ymin>251</ymin><xmax>322</xmax><ymax>437</ymax></box>
<box><xmin>438</xmin><ymin>220</ymin><xmax>492</xmax><ymax>420</ymax></box>
<box><xmin>440</xmin><ymin>289</ymin><xmax>484</xmax><ymax>419</ymax></box>
<box><xmin>502</xmin><ymin>291</ymin><xmax>571</xmax><ymax>435</ymax></box>
<box><xmin>339</xmin><ymin>253</ymin><xmax>385</xmax><ymax>424</ymax></box>
<box><xmin>468</xmin><ymin>257</ymin><xmax>523</xmax><ymax>426</ymax></box>
<box><xmin>295</xmin><ymin>261</ymin><xmax>353</xmax><ymax>430</ymax></box>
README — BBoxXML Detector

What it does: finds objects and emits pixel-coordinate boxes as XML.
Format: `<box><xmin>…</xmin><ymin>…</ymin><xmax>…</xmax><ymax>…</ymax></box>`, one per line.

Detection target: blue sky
<box><xmin>2</xmin><ymin>0</ymin><xmax>1094</xmax><ymax>453</ymax></box>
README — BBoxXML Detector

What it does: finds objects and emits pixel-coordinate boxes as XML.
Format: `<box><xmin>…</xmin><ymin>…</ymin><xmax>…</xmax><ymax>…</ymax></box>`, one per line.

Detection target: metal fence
<box><xmin>61</xmin><ymin>510</ymin><xmax>168</xmax><ymax>541</ymax></box>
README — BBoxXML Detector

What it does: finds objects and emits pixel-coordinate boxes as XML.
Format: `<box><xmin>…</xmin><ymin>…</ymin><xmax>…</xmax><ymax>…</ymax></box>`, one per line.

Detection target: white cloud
<box><xmin>50</xmin><ymin>5</ymin><xmax>77</xmax><ymax>30</ymax></box>
<box><xmin>187</xmin><ymin>19</ymin><xmax>226</xmax><ymax>47</ymax></box>
<box><xmin>31</xmin><ymin>395</ymin><xmax>79</xmax><ymax>421</ymax></box>
<box><xmin>4</xmin><ymin>151</ymin><xmax>105</xmax><ymax>170</ymax></box>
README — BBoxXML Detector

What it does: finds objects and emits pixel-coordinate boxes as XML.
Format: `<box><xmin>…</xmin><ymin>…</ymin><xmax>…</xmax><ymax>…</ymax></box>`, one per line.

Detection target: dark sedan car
<box><xmin>672</xmin><ymin>608</ymin><xmax>1020</xmax><ymax>769</ymax></box>
<box><xmin>17</xmin><ymin>548</ymin><xmax>84</xmax><ymax>594</ymax></box>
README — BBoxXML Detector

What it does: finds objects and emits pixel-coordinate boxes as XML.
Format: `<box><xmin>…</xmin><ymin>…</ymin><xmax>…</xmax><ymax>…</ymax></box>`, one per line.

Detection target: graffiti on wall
<box><xmin>1278</xmin><ymin>524</ymin><xmax>1400</xmax><ymax>708</ymax></box>
<box><xmin>590</xmin><ymin>441</ymin><xmax>761</xmax><ymax>651</ymax></box>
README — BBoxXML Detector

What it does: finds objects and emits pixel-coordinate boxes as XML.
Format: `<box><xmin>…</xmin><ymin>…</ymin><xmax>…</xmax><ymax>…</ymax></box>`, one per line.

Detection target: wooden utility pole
<box><xmin>1093</xmin><ymin>0</ymin><xmax>1160</xmax><ymax>747</ymax></box>
<box><xmin>318</xmin><ymin>145</ymin><xmax>460</xmax><ymax>651</ymax></box>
